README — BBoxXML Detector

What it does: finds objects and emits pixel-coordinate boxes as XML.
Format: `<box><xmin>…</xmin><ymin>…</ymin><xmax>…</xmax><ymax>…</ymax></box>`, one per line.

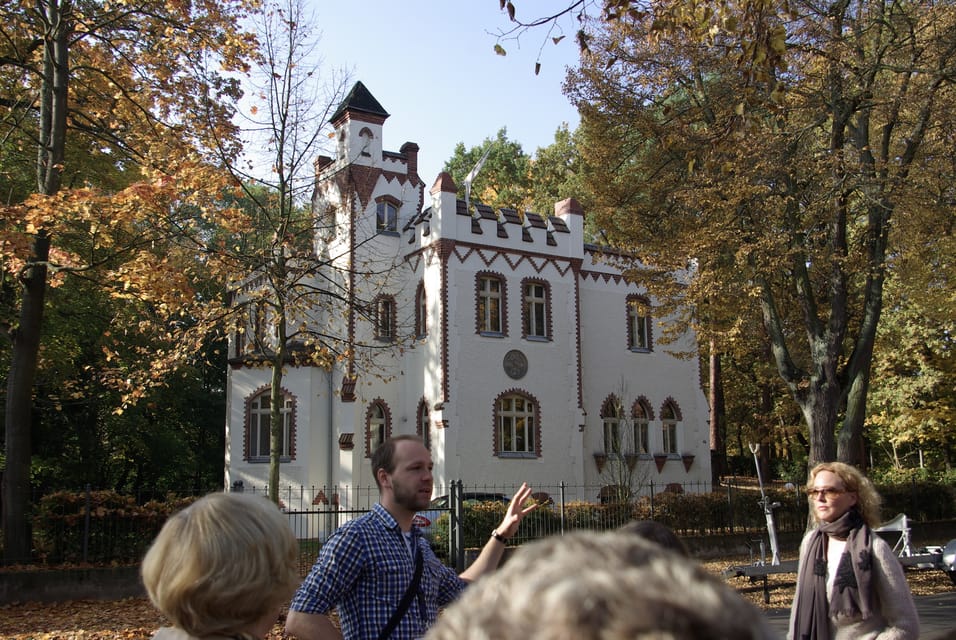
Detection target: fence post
<box><xmin>83</xmin><ymin>484</ymin><xmax>91</xmax><ymax>564</ymax></box>
<box><xmin>649</xmin><ymin>481</ymin><xmax>655</xmax><ymax>519</ymax></box>
<box><xmin>452</xmin><ymin>480</ymin><xmax>464</xmax><ymax>572</ymax></box>
<box><xmin>727</xmin><ymin>477</ymin><xmax>735</xmax><ymax>534</ymax></box>
<box><xmin>559</xmin><ymin>481</ymin><xmax>566</xmax><ymax>535</ymax></box>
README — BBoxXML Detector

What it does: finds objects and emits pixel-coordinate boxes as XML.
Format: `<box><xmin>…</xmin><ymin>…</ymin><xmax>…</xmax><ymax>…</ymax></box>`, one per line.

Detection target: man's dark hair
<box><xmin>371</xmin><ymin>435</ymin><xmax>425</xmax><ymax>489</ymax></box>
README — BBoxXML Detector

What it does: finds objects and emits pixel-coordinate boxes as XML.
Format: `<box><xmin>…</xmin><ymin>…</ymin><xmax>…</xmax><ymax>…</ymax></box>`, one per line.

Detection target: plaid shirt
<box><xmin>290</xmin><ymin>503</ymin><xmax>467</xmax><ymax>640</ymax></box>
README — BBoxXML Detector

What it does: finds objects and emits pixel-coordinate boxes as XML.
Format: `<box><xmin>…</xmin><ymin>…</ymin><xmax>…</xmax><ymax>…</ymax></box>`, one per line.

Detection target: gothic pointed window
<box><xmin>366</xmin><ymin>400</ymin><xmax>392</xmax><ymax>457</ymax></box>
<box><xmin>632</xmin><ymin>399</ymin><xmax>651</xmax><ymax>455</ymax></box>
<box><xmin>661</xmin><ymin>401</ymin><xmax>681</xmax><ymax>455</ymax></box>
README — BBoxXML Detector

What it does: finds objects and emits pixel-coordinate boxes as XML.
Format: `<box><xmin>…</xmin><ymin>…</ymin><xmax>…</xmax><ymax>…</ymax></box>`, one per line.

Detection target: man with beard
<box><xmin>286</xmin><ymin>435</ymin><xmax>537</xmax><ymax>640</ymax></box>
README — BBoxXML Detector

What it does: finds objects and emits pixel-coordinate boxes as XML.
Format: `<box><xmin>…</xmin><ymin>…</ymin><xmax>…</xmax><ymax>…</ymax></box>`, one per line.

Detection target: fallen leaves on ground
<box><xmin>1</xmin><ymin>559</ymin><xmax>952</xmax><ymax>638</ymax></box>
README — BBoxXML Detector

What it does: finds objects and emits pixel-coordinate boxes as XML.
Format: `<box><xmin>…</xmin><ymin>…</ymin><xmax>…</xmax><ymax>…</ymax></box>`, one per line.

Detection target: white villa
<box><xmin>224</xmin><ymin>82</ymin><xmax>712</xmax><ymax>509</ymax></box>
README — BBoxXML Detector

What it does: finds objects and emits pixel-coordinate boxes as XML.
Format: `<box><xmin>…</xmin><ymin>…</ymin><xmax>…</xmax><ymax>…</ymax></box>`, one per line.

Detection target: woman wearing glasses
<box><xmin>788</xmin><ymin>462</ymin><xmax>919</xmax><ymax>640</ymax></box>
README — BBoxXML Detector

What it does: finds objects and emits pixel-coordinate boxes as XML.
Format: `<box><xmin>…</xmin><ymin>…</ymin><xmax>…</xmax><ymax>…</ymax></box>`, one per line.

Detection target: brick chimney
<box><xmin>401</xmin><ymin>141</ymin><xmax>419</xmax><ymax>182</ymax></box>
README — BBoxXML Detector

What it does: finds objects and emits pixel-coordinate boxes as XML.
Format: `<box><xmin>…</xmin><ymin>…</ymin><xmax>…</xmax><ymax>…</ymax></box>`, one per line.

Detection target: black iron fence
<box><xmin>16</xmin><ymin>477</ymin><xmax>956</xmax><ymax>572</ymax></box>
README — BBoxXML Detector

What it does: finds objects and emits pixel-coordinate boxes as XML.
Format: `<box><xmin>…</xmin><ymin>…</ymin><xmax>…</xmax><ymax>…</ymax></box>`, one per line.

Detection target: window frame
<box><xmin>415</xmin><ymin>281</ymin><xmax>427</xmax><ymax>338</ymax></box>
<box><xmin>660</xmin><ymin>401</ymin><xmax>681</xmax><ymax>455</ymax></box>
<box><xmin>494</xmin><ymin>391</ymin><xmax>540</xmax><ymax>458</ymax></box>
<box><xmin>476</xmin><ymin>272</ymin><xmax>507</xmax><ymax>336</ymax></box>
<box><xmin>374</xmin><ymin>294</ymin><xmax>396</xmax><ymax>341</ymax></box>
<box><xmin>626</xmin><ymin>294</ymin><xmax>653</xmax><ymax>352</ymax></box>
<box><xmin>375</xmin><ymin>196</ymin><xmax>399</xmax><ymax>233</ymax></box>
<box><xmin>365</xmin><ymin>399</ymin><xmax>393</xmax><ymax>457</ymax></box>
<box><xmin>521</xmin><ymin>278</ymin><xmax>551</xmax><ymax>341</ymax></box>
<box><xmin>631</xmin><ymin>399</ymin><xmax>652</xmax><ymax>455</ymax></box>
<box><xmin>417</xmin><ymin>398</ymin><xmax>431</xmax><ymax>450</ymax></box>
<box><xmin>244</xmin><ymin>387</ymin><xmax>295</xmax><ymax>463</ymax></box>
<box><xmin>601</xmin><ymin>396</ymin><xmax>623</xmax><ymax>455</ymax></box>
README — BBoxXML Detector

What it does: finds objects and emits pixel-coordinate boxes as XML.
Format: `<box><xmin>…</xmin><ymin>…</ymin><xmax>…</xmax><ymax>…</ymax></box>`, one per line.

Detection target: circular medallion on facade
<box><xmin>503</xmin><ymin>349</ymin><xmax>528</xmax><ymax>380</ymax></box>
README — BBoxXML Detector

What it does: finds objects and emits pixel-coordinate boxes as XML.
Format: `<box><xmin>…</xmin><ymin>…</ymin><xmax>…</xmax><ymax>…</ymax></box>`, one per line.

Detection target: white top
<box><xmin>826</xmin><ymin>537</ymin><xmax>847</xmax><ymax>599</ymax></box>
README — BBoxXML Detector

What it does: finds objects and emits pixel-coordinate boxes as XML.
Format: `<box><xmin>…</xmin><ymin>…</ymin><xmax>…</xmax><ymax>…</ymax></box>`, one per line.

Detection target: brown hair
<box><xmin>371</xmin><ymin>434</ymin><xmax>425</xmax><ymax>489</ymax></box>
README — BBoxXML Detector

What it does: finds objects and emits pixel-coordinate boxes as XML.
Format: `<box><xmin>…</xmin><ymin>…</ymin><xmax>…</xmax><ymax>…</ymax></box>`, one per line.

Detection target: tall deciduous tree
<box><xmin>0</xmin><ymin>0</ymin><xmax>258</xmax><ymax>563</ymax></box>
<box><xmin>443</xmin><ymin>128</ymin><xmax>533</xmax><ymax>212</ymax></box>
<box><xmin>564</xmin><ymin>1</ymin><xmax>956</xmax><ymax>469</ymax></box>
<box><xmin>198</xmin><ymin>0</ymin><xmax>354</xmax><ymax>503</ymax></box>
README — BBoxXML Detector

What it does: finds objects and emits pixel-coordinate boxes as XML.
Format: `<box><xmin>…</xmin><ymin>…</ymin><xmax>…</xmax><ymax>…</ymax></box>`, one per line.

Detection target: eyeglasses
<box><xmin>806</xmin><ymin>488</ymin><xmax>847</xmax><ymax>500</ymax></box>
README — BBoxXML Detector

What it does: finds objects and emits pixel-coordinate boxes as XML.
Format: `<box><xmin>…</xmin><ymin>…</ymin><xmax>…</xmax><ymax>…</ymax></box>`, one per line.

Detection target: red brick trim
<box><xmin>661</xmin><ymin>397</ymin><xmax>683</xmax><ymax>421</ymax></box>
<box><xmin>632</xmin><ymin>396</ymin><xmax>655</xmax><ymax>420</ymax></box>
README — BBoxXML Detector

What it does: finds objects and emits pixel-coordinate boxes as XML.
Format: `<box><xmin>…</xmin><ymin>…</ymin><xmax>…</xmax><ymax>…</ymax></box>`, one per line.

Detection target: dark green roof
<box><xmin>330</xmin><ymin>81</ymin><xmax>389</xmax><ymax>122</ymax></box>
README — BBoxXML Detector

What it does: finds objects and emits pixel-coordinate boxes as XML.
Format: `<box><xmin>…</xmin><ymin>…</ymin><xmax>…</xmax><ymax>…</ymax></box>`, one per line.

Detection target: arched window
<box><xmin>494</xmin><ymin>391</ymin><xmax>540</xmax><ymax>457</ymax></box>
<box><xmin>415</xmin><ymin>281</ymin><xmax>427</xmax><ymax>338</ymax></box>
<box><xmin>358</xmin><ymin>127</ymin><xmax>373</xmax><ymax>157</ymax></box>
<box><xmin>626</xmin><ymin>295</ymin><xmax>653</xmax><ymax>351</ymax></box>
<box><xmin>631</xmin><ymin>398</ymin><xmax>653</xmax><ymax>455</ymax></box>
<box><xmin>365</xmin><ymin>399</ymin><xmax>392</xmax><ymax>457</ymax></box>
<box><xmin>244</xmin><ymin>387</ymin><xmax>295</xmax><ymax>462</ymax></box>
<box><xmin>601</xmin><ymin>395</ymin><xmax>623</xmax><ymax>455</ymax></box>
<box><xmin>660</xmin><ymin>400</ymin><xmax>682</xmax><ymax>455</ymax></box>
<box><xmin>417</xmin><ymin>398</ymin><xmax>431</xmax><ymax>450</ymax></box>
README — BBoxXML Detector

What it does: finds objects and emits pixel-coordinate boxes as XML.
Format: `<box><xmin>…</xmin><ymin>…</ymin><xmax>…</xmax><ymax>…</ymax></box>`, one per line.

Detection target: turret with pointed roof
<box><xmin>331</xmin><ymin>81</ymin><xmax>389</xmax><ymax>124</ymax></box>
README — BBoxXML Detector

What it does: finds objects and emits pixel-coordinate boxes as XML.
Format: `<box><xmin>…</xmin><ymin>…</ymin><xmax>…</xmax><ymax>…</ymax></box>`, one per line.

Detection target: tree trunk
<box><xmin>838</xmin><ymin>363</ymin><xmax>871</xmax><ymax>467</ymax></box>
<box><xmin>708</xmin><ymin>345</ymin><xmax>726</xmax><ymax>487</ymax></box>
<box><xmin>3</xmin><ymin>2</ymin><xmax>70</xmax><ymax>564</ymax></box>
<box><xmin>269</xmin><ymin>353</ymin><xmax>284</xmax><ymax>505</ymax></box>
<box><xmin>800</xmin><ymin>379</ymin><xmax>840</xmax><ymax>469</ymax></box>
<box><xmin>3</xmin><ymin>234</ymin><xmax>50</xmax><ymax>564</ymax></box>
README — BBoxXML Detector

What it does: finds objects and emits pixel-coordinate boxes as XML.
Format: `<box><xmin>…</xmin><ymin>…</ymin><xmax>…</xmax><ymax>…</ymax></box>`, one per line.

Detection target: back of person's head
<box><xmin>141</xmin><ymin>492</ymin><xmax>299</xmax><ymax>638</ymax></box>
<box><xmin>425</xmin><ymin>530</ymin><xmax>776</xmax><ymax>640</ymax></box>
<box><xmin>620</xmin><ymin>519</ymin><xmax>690</xmax><ymax>556</ymax></box>
<box><xmin>807</xmin><ymin>461</ymin><xmax>882</xmax><ymax>527</ymax></box>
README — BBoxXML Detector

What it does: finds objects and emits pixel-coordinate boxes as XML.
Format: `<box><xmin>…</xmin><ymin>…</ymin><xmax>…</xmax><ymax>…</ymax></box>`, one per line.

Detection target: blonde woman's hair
<box><xmin>141</xmin><ymin>492</ymin><xmax>299</xmax><ymax>637</ymax></box>
<box><xmin>807</xmin><ymin>461</ymin><xmax>883</xmax><ymax>528</ymax></box>
<box><xmin>425</xmin><ymin>530</ymin><xmax>777</xmax><ymax>640</ymax></box>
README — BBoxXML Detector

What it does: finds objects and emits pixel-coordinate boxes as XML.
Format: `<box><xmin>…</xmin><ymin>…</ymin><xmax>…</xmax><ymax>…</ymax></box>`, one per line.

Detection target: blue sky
<box><xmin>309</xmin><ymin>1</ymin><xmax>582</xmax><ymax>184</ymax></box>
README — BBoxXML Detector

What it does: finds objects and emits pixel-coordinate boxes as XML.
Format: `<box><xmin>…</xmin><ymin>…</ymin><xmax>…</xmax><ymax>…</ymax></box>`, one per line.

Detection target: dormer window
<box><xmin>376</xmin><ymin>196</ymin><xmax>399</xmax><ymax>233</ymax></box>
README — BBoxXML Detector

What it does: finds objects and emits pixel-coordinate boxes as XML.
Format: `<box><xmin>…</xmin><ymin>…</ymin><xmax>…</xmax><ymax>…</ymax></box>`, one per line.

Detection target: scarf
<box><xmin>792</xmin><ymin>508</ymin><xmax>874</xmax><ymax>640</ymax></box>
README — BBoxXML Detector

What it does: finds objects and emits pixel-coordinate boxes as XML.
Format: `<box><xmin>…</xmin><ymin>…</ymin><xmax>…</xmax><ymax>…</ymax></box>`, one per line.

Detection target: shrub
<box><xmin>32</xmin><ymin>490</ymin><xmax>196</xmax><ymax>565</ymax></box>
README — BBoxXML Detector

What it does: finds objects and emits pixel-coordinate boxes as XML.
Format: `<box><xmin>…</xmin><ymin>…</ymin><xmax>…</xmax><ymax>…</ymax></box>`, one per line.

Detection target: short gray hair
<box><xmin>425</xmin><ymin>530</ymin><xmax>776</xmax><ymax>640</ymax></box>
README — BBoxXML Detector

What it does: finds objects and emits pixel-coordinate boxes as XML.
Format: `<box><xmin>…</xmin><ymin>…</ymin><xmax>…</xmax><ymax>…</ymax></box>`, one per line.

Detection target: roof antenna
<box><xmin>463</xmin><ymin>143</ymin><xmax>493</xmax><ymax>218</ymax></box>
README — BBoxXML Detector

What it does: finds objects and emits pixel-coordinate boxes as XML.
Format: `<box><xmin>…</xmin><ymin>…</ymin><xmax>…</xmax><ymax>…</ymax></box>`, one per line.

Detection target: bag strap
<box><xmin>377</xmin><ymin>547</ymin><xmax>424</xmax><ymax>640</ymax></box>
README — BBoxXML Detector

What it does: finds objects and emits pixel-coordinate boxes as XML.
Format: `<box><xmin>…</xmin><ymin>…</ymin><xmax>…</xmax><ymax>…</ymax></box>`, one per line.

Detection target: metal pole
<box><xmin>749</xmin><ymin>443</ymin><xmax>780</xmax><ymax>565</ymax></box>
